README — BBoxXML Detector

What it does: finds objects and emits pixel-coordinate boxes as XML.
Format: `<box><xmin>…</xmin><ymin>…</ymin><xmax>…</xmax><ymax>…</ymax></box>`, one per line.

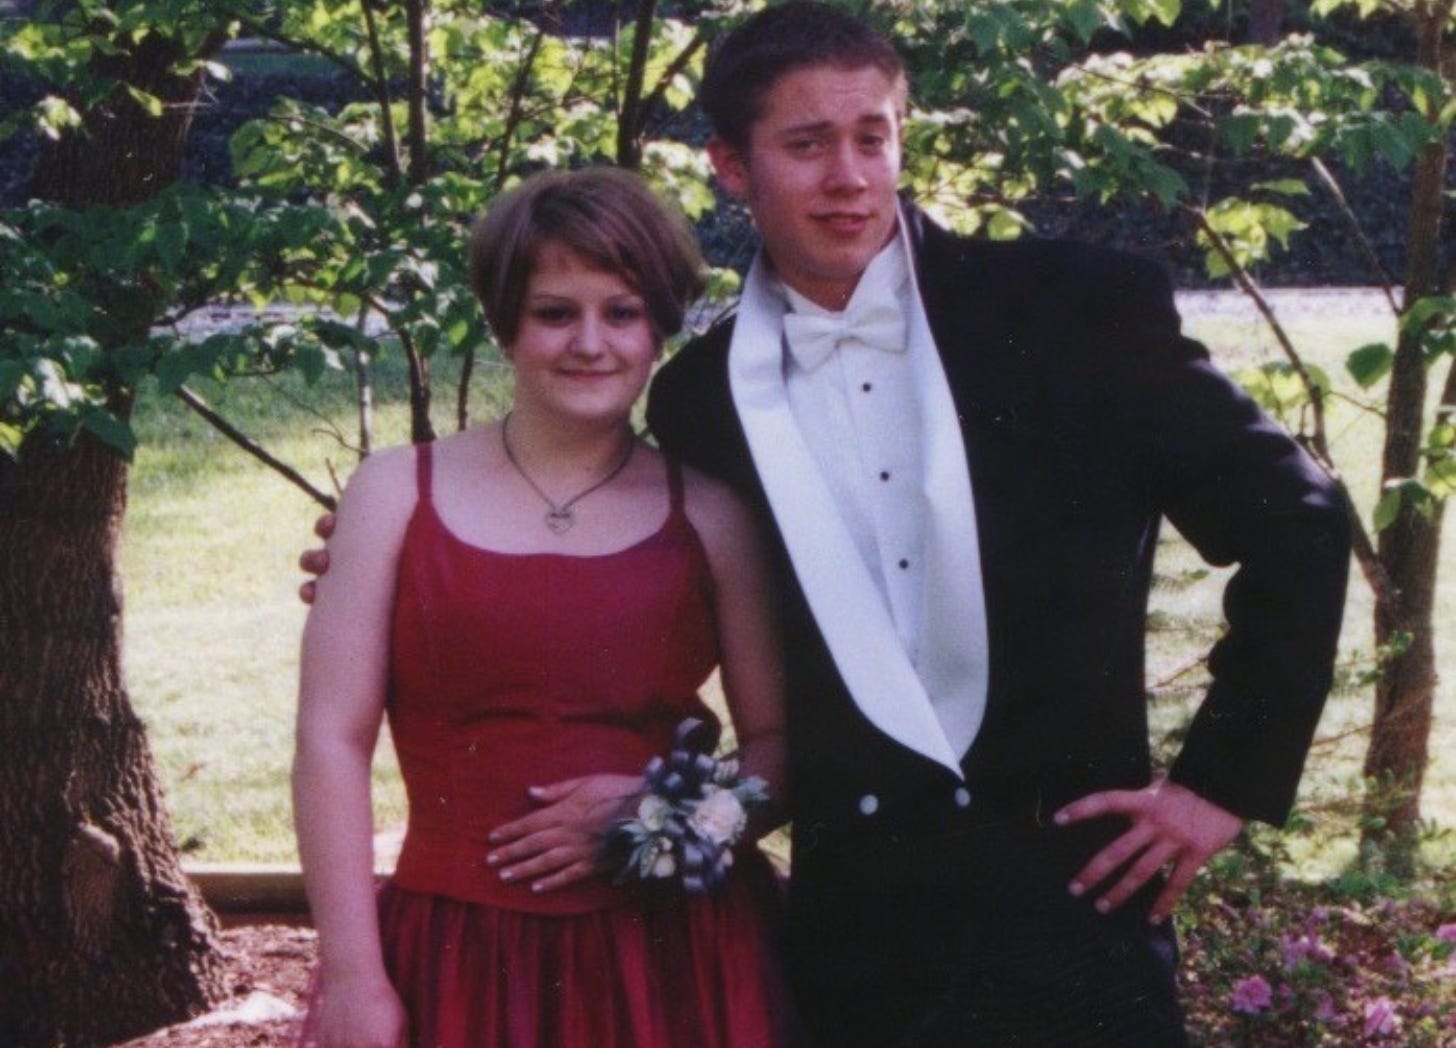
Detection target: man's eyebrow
<box><xmin>775</xmin><ymin>113</ymin><xmax>894</xmax><ymax>136</ymax></box>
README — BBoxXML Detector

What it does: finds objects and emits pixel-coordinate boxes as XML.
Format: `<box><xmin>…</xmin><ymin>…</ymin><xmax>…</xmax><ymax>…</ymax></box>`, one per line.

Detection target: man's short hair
<box><xmin>701</xmin><ymin>1</ymin><xmax>907</xmax><ymax>152</ymax></box>
<box><xmin>468</xmin><ymin>167</ymin><xmax>705</xmax><ymax>348</ymax></box>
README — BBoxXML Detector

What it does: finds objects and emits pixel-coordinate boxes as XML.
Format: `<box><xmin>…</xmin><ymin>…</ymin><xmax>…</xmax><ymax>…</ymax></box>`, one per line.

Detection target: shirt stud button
<box><xmin>954</xmin><ymin>787</ymin><xmax>972</xmax><ymax>809</ymax></box>
<box><xmin>859</xmin><ymin>794</ymin><xmax>880</xmax><ymax>816</ymax></box>
<box><xmin>898</xmin><ymin>559</ymin><xmax>910</xmax><ymax>570</ymax></box>
<box><xmin>861</xmin><ymin>382</ymin><xmax>873</xmax><ymax>392</ymax></box>
<box><xmin>879</xmin><ymin>471</ymin><xmax>890</xmax><ymax>482</ymax></box>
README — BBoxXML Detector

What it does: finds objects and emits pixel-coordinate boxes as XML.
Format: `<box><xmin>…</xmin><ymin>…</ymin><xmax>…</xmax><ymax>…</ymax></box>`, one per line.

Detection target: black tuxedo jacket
<box><xmin>646</xmin><ymin>208</ymin><xmax>1350</xmax><ymax>997</ymax></box>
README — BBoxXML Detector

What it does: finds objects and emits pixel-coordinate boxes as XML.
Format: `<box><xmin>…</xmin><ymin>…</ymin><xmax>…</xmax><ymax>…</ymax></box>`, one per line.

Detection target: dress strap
<box><xmin>414</xmin><ymin>441</ymin><xmax>434</xmax><ymax>504</ymax></box>
<box><xmin>666</xmin><ymin>456</ymin><xmax>685</xmax><ymax>515</ymax></box>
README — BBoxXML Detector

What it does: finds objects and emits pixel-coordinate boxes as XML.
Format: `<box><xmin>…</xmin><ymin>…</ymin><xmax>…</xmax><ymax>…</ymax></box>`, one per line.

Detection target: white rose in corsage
<box><xmin>688</xmin><ymin>787</ymin><xmax>748</xmax><ymax>846</ymax></box>
<box><xmin>637</xmin><ymin>793</ymin><xmax>671</xmax><ymax>832</ymax></box>
<box><xmin>600</xmin><ymin>718</ymin><xmax>769</xmax><ymax>893</ymax></box>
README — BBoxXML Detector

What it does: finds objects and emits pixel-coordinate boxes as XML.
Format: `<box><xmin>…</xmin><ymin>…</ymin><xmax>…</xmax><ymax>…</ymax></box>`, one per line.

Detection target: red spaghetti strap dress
<box><xmin>300</xmin><ymin>442</ymin><xmax>798</xmax><ymax>1048</ymax></box>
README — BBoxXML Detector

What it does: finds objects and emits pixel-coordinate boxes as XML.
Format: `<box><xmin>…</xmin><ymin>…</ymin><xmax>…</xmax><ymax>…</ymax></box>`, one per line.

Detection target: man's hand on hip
<box><xmin>1054</xmin><ymin>778</ymin><xmax>1243</xmax><ymax>925</ymax></box>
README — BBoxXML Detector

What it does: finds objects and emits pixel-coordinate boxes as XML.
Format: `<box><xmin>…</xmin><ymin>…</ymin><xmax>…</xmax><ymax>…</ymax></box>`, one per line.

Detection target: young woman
<box><xmin>294</xmin><ymin>168</ymin><xmax>795</xmax><ymax>1048</ymax></box>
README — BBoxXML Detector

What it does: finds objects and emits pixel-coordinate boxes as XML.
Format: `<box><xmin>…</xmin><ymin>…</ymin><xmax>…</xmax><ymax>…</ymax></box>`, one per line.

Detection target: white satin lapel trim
<box><xmin>901</xmin><ymin>211</ymin><xmax>990</xmax><ymax>758</ymax></box>
<box><xmin>727</xmin><ymin>255</ymin><xmax>964</xmax><ymax>778</ymax></box>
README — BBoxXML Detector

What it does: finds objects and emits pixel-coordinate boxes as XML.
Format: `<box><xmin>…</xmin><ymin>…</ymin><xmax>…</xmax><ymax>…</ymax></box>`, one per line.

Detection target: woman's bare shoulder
<box><xmin>333</xmin><ymin>444</ymin><xmax>422</xmax><ymax>538</ymax></box>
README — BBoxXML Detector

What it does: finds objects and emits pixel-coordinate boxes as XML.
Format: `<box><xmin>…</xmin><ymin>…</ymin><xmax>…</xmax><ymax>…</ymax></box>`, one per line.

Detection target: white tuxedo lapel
<box><xmin>903</xmin><ymin>230</ymin><xmax>990</xmax><ymax>758</ymax></box>
<box><xmin>727</xmin><ymin>255</ymin><xmax>965</xmax><ymax>778</ymax></box>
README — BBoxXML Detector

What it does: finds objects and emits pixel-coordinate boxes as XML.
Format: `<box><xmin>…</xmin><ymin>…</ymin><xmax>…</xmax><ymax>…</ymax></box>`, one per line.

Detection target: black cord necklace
<box><xmin>500</xmin><ymin>412</ymin><xmax>637</xmax><ymax>534</ymax></box>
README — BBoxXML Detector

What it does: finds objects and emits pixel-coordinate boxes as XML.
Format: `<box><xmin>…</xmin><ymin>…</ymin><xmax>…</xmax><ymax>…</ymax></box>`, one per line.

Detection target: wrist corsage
<box><xmin>602</xmin><ymin>717</ymin><xmax>769</xmax><ymax>893</ymax></box>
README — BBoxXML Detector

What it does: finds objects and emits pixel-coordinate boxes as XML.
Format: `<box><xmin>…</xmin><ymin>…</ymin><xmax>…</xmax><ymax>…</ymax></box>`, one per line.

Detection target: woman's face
<box><xmin>508</xmin><ymin>241</ymin><xmax>658</xmax><ymax>429</ymax></box>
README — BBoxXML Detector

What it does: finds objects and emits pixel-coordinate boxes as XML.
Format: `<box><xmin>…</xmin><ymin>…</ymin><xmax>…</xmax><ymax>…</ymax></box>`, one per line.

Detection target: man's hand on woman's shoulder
<box><xmin>298</xmin><ymin>511</ymin><xmax>336</xmax><ymax>604</ymax></box>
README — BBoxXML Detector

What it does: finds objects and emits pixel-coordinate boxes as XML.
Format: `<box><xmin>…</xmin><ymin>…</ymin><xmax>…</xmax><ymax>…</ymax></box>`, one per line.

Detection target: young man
<box><xmin>644</xmin><ymin>4</ymin><xmax>1350</xmax><ymax>1044</ymax></box>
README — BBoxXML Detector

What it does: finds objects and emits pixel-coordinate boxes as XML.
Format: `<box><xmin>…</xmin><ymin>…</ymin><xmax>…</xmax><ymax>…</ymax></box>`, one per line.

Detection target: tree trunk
<box><xmin>0</xmin><ymin>27</ymin><xmax>227</xmax><ymax>1045</ymax></box>
<box><xmin>1361</xmin><ymin>7</ymin><xmax>1451</xmax><ymax>875</ymax></box>
<box><xmin>1247</xmin><ymin>0</ymin><xmax>1285</xmax><ymax>45</ymax></box>
<box><xmin>0</xmin><ymin>433</ymin><xmax>224</xmax><ymax>1047</ymax></box>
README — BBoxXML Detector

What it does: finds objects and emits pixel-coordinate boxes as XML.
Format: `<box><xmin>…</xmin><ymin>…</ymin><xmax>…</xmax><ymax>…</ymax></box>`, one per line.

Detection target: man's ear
<box><xmin>706</xmin><ymin>136</ymin><xmax>749</xmax><ymax>199</ymax></box>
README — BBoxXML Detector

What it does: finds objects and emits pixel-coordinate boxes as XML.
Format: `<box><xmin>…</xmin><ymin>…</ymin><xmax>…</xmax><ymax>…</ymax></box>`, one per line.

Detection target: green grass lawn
<box><xmin>120</xmin><ymin>298</ymin><xmax>1455</xmax><ymax>876</ymax></box>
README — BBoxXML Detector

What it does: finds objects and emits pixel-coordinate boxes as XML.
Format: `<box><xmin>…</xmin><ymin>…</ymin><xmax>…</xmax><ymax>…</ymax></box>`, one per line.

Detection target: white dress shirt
<box><xmin>778</xmin><ymin>242</ymin><xmax>927</xmax><ymax>665</ymax></box>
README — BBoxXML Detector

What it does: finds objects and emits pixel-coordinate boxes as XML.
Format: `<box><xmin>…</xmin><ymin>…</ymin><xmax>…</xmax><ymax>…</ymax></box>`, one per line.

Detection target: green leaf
<box><xmin>1218</xmin><ymin>114</ymin><xmax>1263</xmax><ymax>156</ymax></box>
<box><xmin>1426</xmin><ymin>457</ymin><xmax>1456</xmax><ymax>500</ymax></box>
<box><xmin>1345</xmin><ymin>343</ymin><xmax>1393</xmax><ymax>388</ymax></box>
<box><xmin>1253</xmin><ymin>179</ymin><xmax>1310</xmax><ymax>197</ymax></box>
<box><xmin>1400</xmin><ymin>295</ymin><xmax>1456</xmax><ymax>335</ymax></box>
<box><xmin>35</xmin><ymin>96</ymin><xmax>84</xmax><ymax>141</ymax></box>
<box><xmin>122</xmin><ymin>84</ymin><xmax>164</xmax><ymax>118</ymax></box>
<box><xmin>0</xmin><ymin>420</ymin><xmax>23</xmax><ymax>456</ymax></box>
<box><xmin>1372</xmin><ymin>487</ymin><xmax>1402</xmax><ymax>532</ymax></box>
<box><xmin>78</xmin><ymin>404</ymin><xmax>137</xmax><ymax>460</ymax></box>
<box><xmin>155</xmin><ymin>343</ymin><xmax>199</xmax><ymax>394</ymax></box>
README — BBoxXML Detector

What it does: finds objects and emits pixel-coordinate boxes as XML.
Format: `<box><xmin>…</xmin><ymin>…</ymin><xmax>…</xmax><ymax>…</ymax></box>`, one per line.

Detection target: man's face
<box><xmin>709</xmin><ymin>64</ymin><xmax>904</xmax><ymax>311</ymax></box>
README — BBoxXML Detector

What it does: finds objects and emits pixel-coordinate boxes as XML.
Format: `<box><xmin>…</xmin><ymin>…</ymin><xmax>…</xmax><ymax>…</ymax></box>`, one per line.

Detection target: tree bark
<box><xmin>0</xmin><ymin>433</ymin><xmax>224</xmax><ymax>1047</ymax></box>
<box><xmin>1361</xmin><ymin>6</ymin><xmax>1451</xmax><ymax>874</ymax></box>
<box><xmin>1247</xmin><ymin>0</ymin><xmax>1285</xmax><ymax>45</ymax></box>
<box><xmin>0</xmin><ymin>26</ymin><xmax>226</xmax><ymax>1046</ymax></box>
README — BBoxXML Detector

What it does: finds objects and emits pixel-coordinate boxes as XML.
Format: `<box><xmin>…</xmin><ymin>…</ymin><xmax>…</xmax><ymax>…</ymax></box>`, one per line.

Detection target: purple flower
<box><xmin>1281</xmin><ymin>933</ymin><xmax>1335</xmax><ymax>969</ymax></box>
<box><xmin>1312</xmin><ymin>992</ymin><xmax>1336</xmax><ymax>1024</ymax></box>
<box><xmin>1230</xmin><ymin>975</ymin><xmax>1274</xmax><ymax>1015</ymax></box>
<box><xmin>1436</xmin><ymin>923</ymin><xmax>1456</xmax><ymax>944</ymax></box>
<box><xmin>1362</xmin><ymin>997</ymin><xmax>1400</xmax><ymax>1038</ymax></box>
<box><xmin>1380</xmin><ymin>950</ymin><xmax>1411</xmax><ymax>977</ymax></box>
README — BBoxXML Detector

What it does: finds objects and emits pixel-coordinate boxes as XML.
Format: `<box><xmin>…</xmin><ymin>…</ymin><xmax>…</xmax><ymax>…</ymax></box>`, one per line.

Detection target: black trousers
<box><xmin>788</xmin><ymin>815</ymin><xmax>1189</xmax><ymax>1048</ymax></box>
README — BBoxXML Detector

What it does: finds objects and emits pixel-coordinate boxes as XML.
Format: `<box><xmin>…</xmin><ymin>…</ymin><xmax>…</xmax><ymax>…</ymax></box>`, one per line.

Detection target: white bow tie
<box><xmin>782</xmin><ymin>300</ymin><xmax>906</xmax><ymax>372</ymax></box>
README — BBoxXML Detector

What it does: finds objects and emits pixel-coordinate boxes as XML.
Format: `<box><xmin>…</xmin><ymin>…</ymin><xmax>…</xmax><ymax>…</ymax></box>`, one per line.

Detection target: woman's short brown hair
<box><xmin>468</xmin><ymin>167</ymin><xmax>706</xmax><ymax>348</ymax></box>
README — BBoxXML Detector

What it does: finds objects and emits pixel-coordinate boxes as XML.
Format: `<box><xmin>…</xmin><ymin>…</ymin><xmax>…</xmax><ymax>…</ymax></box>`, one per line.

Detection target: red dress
<box><xmin>301</xmin><ymin>443</ymin><xmax>797</xmax><ymax>1048</ymax></box>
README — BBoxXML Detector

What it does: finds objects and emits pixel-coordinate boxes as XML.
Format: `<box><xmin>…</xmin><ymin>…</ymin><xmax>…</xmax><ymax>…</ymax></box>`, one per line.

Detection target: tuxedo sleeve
<box><xmin>1096</xmin><ymin>257</ymin><xmax>1351</xmax><ymax>827</ymax></box>
<box><xmin>647</xmin><ymin>332</ymin><xmax>747</xmax><ymax>489</ymax></box>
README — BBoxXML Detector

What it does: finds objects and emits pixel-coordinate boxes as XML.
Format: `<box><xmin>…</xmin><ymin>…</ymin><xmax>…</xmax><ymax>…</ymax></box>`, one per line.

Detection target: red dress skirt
<box><xmin>300</xmin><ymin>445</ymin><xmax>798</xmax><ymax>1047</ymax></box>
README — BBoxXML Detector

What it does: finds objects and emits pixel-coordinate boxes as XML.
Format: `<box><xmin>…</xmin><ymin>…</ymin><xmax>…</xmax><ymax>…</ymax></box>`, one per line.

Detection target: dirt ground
<box><xmin>116</xmin><ymin>924</ymin><xmax>316</xmax><ymax>1048</ymax></box>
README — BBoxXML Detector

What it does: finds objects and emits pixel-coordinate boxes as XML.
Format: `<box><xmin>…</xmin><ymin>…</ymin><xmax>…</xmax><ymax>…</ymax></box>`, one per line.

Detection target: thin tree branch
<box><xmin>638</xmin><ymin>32</ymin><xmax>706</xmax><ymax>121</ymax></box>
<box><xmin>173</xmin><ymin>385</ymin><xmax>336</xmax><ymax>509</ymax></box>
<box><xmin>616</xmin><ymin>0</ymin><xmax>658</xmax><ymax>169</ymax></box>
<box><xmin>260</xmin><ymin>113</ymin><xmax>371</xmax><ymax>154</ymax></box>
<box><xmin>456</xmin><ymin>344</ymin><xmax>475</xmax><ymax>432</ymax></box>
<box><xmin>1150</xmin><ymin>653</ymin><xmax>1209</xmax><ymax>691</ymax></box>
<box><xmin>398</xmin><ymin>327</ymin><xmax>435</xmax><ymax>444</ymax></box>
<box><xmin>257</xmin><ymin>372</ymin><xmax>352</xmax><ymax>451</ymax></box>
<box><xmin>1309</xmin><ymin>157</ymin><xmax>1401</xmax><ymax>315</ymax></box>
<box><xmin>361</xmin><ymin>0</ymin><xmax>404</xmax><ymax>185</ymax></box>
<box><xmin>1187</xmin><ymin>205</ymin><xmax>1330</xmax><ymax>448</ymax></box>
<box><xmin>1184</xmin><ymin>204</ymin><xmax>1396</xmax><ymax>608</ymax></box>
<box><xmin>354</xmin><ymin>301</ymin><xmax>374</xmax><ymax>458</ymax></box>
<box><xmin>495</xmin><ymin>27</ymin><xmax>546</xmax><ymax>188</ymax></box>
<box><xmin>1066</xmin><ymin>62</ymin><xmax>1215</xmax><ymax>119</ymax></box>
<box><xmin>231</xmin><ymin>15</ymin><xmax>375</xmax><ymax>90</ymax></box>
<box><xmin>405</xmin><ymin>0</ymin><xmax>429</xmax><ymax>187</ymax></box>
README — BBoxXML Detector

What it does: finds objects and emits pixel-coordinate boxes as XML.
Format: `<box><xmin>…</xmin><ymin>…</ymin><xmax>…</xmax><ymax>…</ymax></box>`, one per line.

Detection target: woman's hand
<box><xmin>315</xmin><ymin>970</ymin><xmax>408</xmax><ymax>1048</ymax></box>
<box><xmin>486</xmin><ymin>773</ymin><xmax>642</xmax><ymax>892</ymax></box>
